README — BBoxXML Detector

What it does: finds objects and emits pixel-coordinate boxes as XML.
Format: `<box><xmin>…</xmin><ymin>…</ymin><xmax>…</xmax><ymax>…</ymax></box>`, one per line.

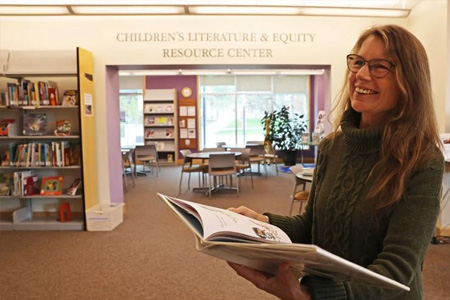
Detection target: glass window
<box><xmin>199</xmin><ymin>75</ymin><xmax>309</xmax><ymax>148</ymax></box>
<box><xmin>119</xmin><ymin>89</ymin><xmax>143</xmax><ymax>148</ymax></box>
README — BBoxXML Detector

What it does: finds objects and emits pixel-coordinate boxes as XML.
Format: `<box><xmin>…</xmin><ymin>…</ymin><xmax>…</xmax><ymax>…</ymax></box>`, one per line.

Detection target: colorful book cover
<box><xmin>23</xmin><ymin>113</ymin><xmax>47</xmax><ymax>136</ymax></box>
<box><xmin>54</xmin><ymin>120</ymin><xmax>72</xmax><ymax>136</ymax></box>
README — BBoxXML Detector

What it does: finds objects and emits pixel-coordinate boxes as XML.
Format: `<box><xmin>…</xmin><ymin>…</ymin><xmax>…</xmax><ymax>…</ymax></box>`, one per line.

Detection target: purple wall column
<box><xmin>105</xmin><ymin>66</ymin><xmax>124</xmax><ymax>204</ymax></box>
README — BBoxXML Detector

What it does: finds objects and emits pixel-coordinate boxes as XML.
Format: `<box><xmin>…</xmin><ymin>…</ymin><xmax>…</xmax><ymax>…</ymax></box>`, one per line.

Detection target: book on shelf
<box><xmin>165</xmin><ymin>129</ymin><xmax>174</xmax><ymax>138</ymax></box>
<box><xmin>0</xmin><ymin>173</ymin><xmax>13</xmax><ymax>196</ymax></box>
<box><xmin>145</xmin><ymin>116</ymin><xmax>155</xmax><ymax>126</ymax></box>
<box><xmin>156</xmin><ymin>142</ymin><xmax>165</xmax><ymax>151</ymax></box>
<box><xmin>0</xmin><ymin>91</ymin><xmax>9</xmax><ymax>106</ymax></box>
<box><xmin>67</xmin><ymin>178</ymin><xmax>82</xmax><ymax>196</ymax></box>
<box><xmin>22</xmin><ymin>174</ymin><xmax>39</xmax><ymax>196</ymax></box>
<box><xmin>157</xmin><ymin>193</ymin><xmax>410</xmax><ymax>292</ymax></box>
<box><xmin>48</xmin><ymin>81</ymin><xmax>59</xmax><ymax>106</ymax></box>
<box><xmin>38</xmin><ymin>81</ymin><xmax>48</xmax><ymax>105</ymax></box>
<box><xmin>61</xmin><ymin>90</ymin><xmax>78</xmax><ymax>106</ymax></box>
<box><xmin>54</xmin><ymin>120</ymin><xmax>72</xmax><ymax>136</ymax></box>
<box><xmin>145</xmin><ymin>129</ymin><xmax>155</xmax><ymax>138</ymax></box>
<box><xmin>1</xmin><ymin>148</ymin><xmax>10</xmax><ymax>166</ymax></box>
<box><xmin>40</xmin><ymin>176</ymin><xmax>63</xmax><ymax>196</ymax></box>
<box><xmin>144</xmin><ymin>104</ymin><xmax>157</xmax><ymax>113</ymax></box>
<box><xmin>23</xmin><ymin>113</ymin><xmax>47</xmax><ymax>136</ymax></box>
<box><xmin>0</xmin><ymin>119</ymin><xmax>16</xmax><ymax>136</ymax></box>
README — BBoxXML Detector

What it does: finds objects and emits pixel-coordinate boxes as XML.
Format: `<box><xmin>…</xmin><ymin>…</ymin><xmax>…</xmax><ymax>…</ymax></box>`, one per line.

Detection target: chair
<box><xmin>230</xmin><ymin>148</ymin><xmax>253</xmax><ymax>188</ymax></box>
<box><xmin>289</xmin><ymin>165</ymin><xmax>310</xmax><ymax>216</ymax></box>
<box><xmin>215</xmin><ymin>142</ymin><xmax>226</xmax><ymax>148</ymax></box>
<box><xmin>179</xmin><ymin>149</ymin><xmax>208</xmax><ymax>194</ymax></box>
<box><xmin>263</xmin><ymin>143</ymin><xmax>279</xmax><ymax>176</ymax></box>
<box><xmin>122</xmin><ymin>150</ymin><xmax>136</xmax><ymax>192</ymax></box>
<box><xmin>246</xmin><ymin>141</ymin><xmax>264</xmax><ymax>145</ymax></box>
<box><xmin>134</xmin><ymin>144</ymin><xmax>159</xmax><ymax>177</ymax></box>
<box><xmin>247</xmin><ymin>144</ymin><xmax>268</xmax><ymax>176</ymax></box>
<box><xmin>207</xmin><ymin>153</ymin><xmax>239</xmax><ymax>198</ymax></box>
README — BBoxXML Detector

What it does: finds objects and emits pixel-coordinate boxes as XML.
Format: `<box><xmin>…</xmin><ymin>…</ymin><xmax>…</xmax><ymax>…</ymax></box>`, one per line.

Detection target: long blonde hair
<box><xmin>332</xmin><ymin>24</ymin><xmax>441</xmax><ymax>209</ymax></box>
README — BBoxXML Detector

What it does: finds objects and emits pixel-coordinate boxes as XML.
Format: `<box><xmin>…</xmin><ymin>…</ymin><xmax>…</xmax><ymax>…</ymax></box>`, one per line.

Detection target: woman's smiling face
<box><xmin>349</xmin><ymin>34</ymin><xmax>401</xmax><ymax>128</ymax></box>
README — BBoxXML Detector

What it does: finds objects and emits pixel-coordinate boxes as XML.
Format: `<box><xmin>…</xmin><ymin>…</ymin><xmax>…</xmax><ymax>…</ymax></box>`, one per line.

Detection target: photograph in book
<box><xmin>157</xmin><ymin>193</ymin><xmax>410</xmax><ymax>292</ymax></box>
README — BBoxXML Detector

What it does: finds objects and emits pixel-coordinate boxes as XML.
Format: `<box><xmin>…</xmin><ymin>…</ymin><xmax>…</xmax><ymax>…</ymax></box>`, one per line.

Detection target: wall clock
<box><xmin>181</xmin><ymin>87</ymin><xmax>193</xmax><ymax>98</ymax></box>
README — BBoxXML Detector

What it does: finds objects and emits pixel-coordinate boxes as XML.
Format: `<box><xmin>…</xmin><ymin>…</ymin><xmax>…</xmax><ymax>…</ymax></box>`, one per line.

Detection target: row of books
<box><xmin>144</xmin><ymin>116</ymin><xmax>174</xmax><ymax>126</ymax></box>
<box><xmin>0</xmin><ymin>80</ymin><xmax>78</xmax><ymax>107</ymax></box>
<box><xmin>3</xmin><ymin>80</ymin><xmax>58</xmax><ymax>106</ymax></box>
<box><xmin>145</xmin><ymin>128</ymin><xmax>174</xmax><ymax>139</ymax></box>
<box><xmin>144</xmin><ymin>103</ymin><xmax>174</xmax><ymax>113</ymax></box>
<box><xmin>1</xmin><ymin>141</ymin><xmax>81</xmax><ymax>167</ymax></box>
<box><xmin>0</xmin><ymin>172</ymin><xmax>82</xmax><ymax>197</ymax></box>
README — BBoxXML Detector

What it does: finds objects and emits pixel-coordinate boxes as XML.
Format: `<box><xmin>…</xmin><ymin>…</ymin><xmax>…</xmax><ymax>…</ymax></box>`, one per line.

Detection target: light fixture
<box><xmin>299</xmin><ymin>7</ymin><xmax>410</xmax><ymax>18</ymax></box>
<box><xmin>189</xmin><ymin>5</ymin><xmax>301</xmax><ymax>15</ymax></box>
<box><xmin>0</xmin><ymin>5</ymin><xmax>70</xmax><ymax>15</ymax></box>
<box><xmin>71</xmin><ymin>5</ymin><xmax>185</xmax><ymax>15</ymax></box>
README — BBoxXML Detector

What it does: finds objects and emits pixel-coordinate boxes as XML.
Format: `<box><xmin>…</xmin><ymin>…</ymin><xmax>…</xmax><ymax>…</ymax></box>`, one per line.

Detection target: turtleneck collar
<box><xmin>340</xmin><ymin>108</ymin><xmax>383</xmax><ymax>154</ymax></box>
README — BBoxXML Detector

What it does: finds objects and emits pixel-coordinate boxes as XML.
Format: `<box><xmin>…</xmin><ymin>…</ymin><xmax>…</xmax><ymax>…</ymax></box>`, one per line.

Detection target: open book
<box><xmin>157</xmin><ymin>193</ymin><xmax>410</xmax><ymax>292</ymax></box>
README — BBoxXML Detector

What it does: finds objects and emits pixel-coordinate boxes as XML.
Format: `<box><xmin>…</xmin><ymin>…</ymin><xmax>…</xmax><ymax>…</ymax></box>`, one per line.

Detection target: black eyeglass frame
<box><xmin>346</xmin><ymin>54</ymin><xmax>395</xmax><ymax>78</ymax></box>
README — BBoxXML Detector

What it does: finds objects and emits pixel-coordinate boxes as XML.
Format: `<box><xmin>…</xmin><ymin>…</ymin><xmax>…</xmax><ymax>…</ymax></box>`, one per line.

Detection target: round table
<box><xmin>296</xmin><ymin>172</ymin><xmax>313</xmax><ymax>182</ymax></box>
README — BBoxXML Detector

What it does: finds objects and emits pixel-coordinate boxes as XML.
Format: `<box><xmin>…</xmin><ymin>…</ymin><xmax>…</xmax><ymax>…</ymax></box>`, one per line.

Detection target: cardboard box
<box><xmin>85</xmin><ymin>203</ymin><xmax>123</xmax><ymax>231</ymax></box>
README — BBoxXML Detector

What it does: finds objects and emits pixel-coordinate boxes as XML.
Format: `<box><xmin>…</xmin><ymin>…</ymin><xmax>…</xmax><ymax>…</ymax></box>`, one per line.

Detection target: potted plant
<box><xmin>261</xmin><ymin>105</ymin><xmax>308</xmax><ymax>166</ymax></box>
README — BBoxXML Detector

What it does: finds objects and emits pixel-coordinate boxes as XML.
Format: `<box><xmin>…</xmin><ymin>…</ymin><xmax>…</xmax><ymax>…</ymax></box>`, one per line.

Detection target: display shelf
<box><xmin>0</xmin><ymin>48</ymin><xmax>96</xmax><ymax>231</ymax></box>
<box><xmin>143</xmin><ymin>89</ymin><xmax>178</xmax><ymax>165</ymax></box>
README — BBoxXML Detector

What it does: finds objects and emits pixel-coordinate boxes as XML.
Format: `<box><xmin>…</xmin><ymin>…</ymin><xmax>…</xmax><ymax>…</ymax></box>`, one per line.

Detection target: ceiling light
<box><xmin>71</xmin><ymin>5</ymin><xmax>185</xmax><ymax>15</ymax></box>
<box><xmin>0</xmin><ymin>5</ymin><xmax>70</xmax><ymax>15</ymax></box>
<box><xmin>189</xmin><ymin>6</ymin><xmax>301</xmax><ymax>15</ymax></box>
<box><xmin>299</xmin><ymin>7</ymin><xmax>409</xmax><ymax>17</ymax></box>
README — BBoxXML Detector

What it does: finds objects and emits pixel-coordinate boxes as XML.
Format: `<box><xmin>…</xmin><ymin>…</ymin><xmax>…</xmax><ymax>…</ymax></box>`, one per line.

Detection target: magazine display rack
<box><xmin>143</xmin><ymin>89</ymin><xmax>178</xmax><ymax>165</ymax></box>
<box><xmin>0</xmin><ymin>48</ymin><xmax>98</xmax><ymax>231</ymax></box>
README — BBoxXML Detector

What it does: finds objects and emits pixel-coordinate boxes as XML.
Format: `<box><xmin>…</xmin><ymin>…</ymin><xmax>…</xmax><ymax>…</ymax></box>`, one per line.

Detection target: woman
<box><xmin>228</xmin><ymin>24</ymin><xmax>444</xmax><ymax>300</ymax></box>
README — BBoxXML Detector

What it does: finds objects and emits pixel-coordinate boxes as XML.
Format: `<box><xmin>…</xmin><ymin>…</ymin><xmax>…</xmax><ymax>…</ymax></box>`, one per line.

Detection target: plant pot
<box><xmin>283</xmin><ymin>150</ymin><xmax>297</xmax><ymax>166</ymax></box>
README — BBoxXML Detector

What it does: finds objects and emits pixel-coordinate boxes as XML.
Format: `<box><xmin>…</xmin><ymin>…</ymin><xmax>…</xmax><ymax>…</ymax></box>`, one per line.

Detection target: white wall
<box><xmin>0</xmin><ymin>2</ymin><xmax>446</xmax><ymax>210</ymax></box>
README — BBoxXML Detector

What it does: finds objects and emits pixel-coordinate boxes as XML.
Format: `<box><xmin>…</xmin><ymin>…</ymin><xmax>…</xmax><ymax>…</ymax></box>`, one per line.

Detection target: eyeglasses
<box><xmin>346</xmin><ymin>54</ymin><xmax>395</xmax><ymax>78</ymax></box>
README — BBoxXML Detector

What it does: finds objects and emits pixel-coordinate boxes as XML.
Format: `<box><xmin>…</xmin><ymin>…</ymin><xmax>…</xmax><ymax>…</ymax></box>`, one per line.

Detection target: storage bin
<box><xmin>85</xmin><ymin>203</ymin><xmax>123</xmax><ymax>231</ymax></box>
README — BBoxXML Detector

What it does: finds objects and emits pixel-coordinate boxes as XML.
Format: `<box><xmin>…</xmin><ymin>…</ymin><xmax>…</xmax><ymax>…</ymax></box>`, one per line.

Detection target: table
<box><xmin>186</xmin><ymin>151</ymin><xmax>241</xmax><ymax>159</ymax></box>
<box><xmin>186</xmin><ymin>151</ymin><xmax>241</xmax><ymax>194</ymax></box>
<box><xmin>296</xmin><ymin>172</ymin><xmax>313</xmax><ymax>183</ymax></box>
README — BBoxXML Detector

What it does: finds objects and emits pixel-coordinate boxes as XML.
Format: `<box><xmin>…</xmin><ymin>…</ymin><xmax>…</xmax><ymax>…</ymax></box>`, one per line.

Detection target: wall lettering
<box><xmin>116</xmin><ymin>31</ymin><xmax>316</xmax><ymax>58</ymax></box>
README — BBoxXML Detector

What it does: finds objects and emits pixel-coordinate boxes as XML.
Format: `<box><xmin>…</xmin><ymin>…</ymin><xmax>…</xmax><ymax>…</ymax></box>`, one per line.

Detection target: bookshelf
<box><xmin>0</xmin><ymin>48</ymin><xmax>98</xmax><ymax>231</ymax></box>
<box><xmin>143</xmin><ymin>89</ymin><xmax>178</xmax><ymax>165</ymax></box>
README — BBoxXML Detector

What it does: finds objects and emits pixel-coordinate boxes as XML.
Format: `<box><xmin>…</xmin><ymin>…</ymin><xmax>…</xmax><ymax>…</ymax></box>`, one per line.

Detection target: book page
<box><xmin>166</xmin><ymin>196</ymin><xmax>291</xmax><ymax>244</ymax></box>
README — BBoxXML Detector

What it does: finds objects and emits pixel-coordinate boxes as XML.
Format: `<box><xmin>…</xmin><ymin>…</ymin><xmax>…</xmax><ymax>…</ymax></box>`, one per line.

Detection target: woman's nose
<box><xmin>356</xmin><ymin>64</ymin><xmax>372</xmax><ymax>80</ymax></box>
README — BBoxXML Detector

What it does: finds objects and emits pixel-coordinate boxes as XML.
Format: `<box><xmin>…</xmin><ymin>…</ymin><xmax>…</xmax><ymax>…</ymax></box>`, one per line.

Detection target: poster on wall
<box><xmin>180</xmin><ymin>106</ymin><xmax>188</xmax><ymax>116</ymax></box>
<box><xmin>84</xmin><ymin>93</ymin><xmax>93</xmax><ymax>116</ymax></box>
<box><xmin>180</xmin><ymin>129</ymin><xmax>188</xmax><ymax>139</ymax></box>
<box><xmin>187</xmin><ymin>118</ymin><xmax>196</xmax><ymax>129</ymax></box>
<box><xmin>187</xmin><ymin>106</ymin><xmax>196</xmax><ymax>116</ymax></box>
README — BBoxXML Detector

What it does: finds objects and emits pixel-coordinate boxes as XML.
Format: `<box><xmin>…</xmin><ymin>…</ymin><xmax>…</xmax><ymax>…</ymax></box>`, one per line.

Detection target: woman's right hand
<box><xmin>228</xmin><ymin>206</ymin><xmax>269</xmax><ymax>223</ymax></box>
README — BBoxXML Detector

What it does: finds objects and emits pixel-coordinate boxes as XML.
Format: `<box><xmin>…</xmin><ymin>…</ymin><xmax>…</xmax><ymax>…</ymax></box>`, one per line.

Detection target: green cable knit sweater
<box><xmin>266</xmin><ymin>109</ymin><xmax>444</xmax><ymax>300</ymax></box>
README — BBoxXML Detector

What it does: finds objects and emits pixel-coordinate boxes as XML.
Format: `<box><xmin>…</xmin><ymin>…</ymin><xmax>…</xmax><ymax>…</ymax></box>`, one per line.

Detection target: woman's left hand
<box><xmin>228</xmin><ymin>262</ymin><xmax>311</xmax><ymax>300</ymax></box>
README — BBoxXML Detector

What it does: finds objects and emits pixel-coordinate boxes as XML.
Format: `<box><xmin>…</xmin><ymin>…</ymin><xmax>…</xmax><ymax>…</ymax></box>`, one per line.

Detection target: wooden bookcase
<box><xmin>0</xmin><ymin>48</ymin><xmax>98</xmax><ymax>231</ymax></box>
<box><xmin>143</xmin><ymin>89</ymin><xmax>178</xmax><ymax>165</ymax></box>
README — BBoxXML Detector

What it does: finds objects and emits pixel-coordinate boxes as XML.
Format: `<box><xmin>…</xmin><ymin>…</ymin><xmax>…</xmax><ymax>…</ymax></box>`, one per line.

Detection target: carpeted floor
<box><xmin>0</xmin><ymin>165</ymin><xmax>449</xmax><ymax>300</ymax></box>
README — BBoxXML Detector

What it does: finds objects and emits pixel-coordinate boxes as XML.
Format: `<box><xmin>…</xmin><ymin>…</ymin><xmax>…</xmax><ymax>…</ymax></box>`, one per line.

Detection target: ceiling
<box><xmin>0</xmin><ymin>0</ymin><xmax>425</xmax><ymax>17</ymax></box>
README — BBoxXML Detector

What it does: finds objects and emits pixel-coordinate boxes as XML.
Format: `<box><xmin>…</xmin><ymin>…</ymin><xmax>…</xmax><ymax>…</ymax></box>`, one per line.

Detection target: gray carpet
<box><xmin>0</xmin><ymin>165</ymin><xmax>448</xmax><ymax>300</ymax></box>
